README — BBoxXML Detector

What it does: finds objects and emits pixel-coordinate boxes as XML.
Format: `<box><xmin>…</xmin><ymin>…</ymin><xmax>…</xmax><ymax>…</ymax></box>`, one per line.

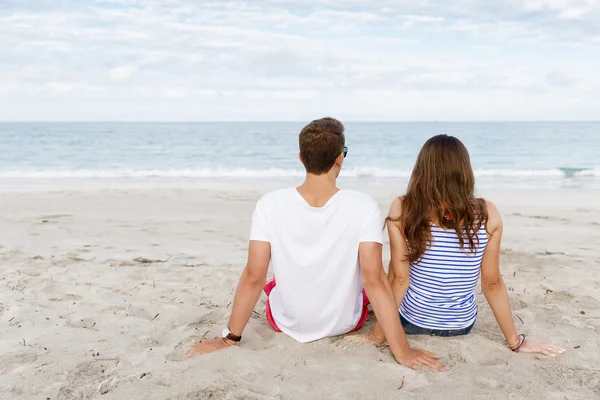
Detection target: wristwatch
<box><xmin>222</xmin><ymin>327</ymin><xmax>242</xmax><ymax>343</ymax></box>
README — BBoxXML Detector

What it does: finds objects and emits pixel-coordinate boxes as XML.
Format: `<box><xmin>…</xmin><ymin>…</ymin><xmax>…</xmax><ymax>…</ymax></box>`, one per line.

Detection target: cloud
<box><xmin>0</xmin><ymin>0</ymin><xmax>599</xmax><ymax>120</ymax></box>
<box><xmin>109</xmin><ymin>65</ymin><xmax>138</xmax><ymax>82</ymax></box>
<box><xmin>164</xmin><ymin>88</ymin><xmax>187</xmax><ymax>99</ymax></box>
<box><xmin>545</xmin><ymin>71</ymin><xmax>576</xmax><ymax>87</ymax></box>
<box><xmin>45</xmin><ymin>81</ymin><xmax>73</xmax><ymax>92</ymax></box>
<box><xmin>519</xmin><ymin>0</ymin><xmax>599</xmax><ymax>19</ymax></box>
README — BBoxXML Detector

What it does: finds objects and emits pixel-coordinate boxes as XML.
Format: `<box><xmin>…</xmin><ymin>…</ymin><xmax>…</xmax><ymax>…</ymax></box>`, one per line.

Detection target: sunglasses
<box><xmin>343</xmin><ymin>146</ymin><xmax>348</xmax><ymax>158</ymax></box>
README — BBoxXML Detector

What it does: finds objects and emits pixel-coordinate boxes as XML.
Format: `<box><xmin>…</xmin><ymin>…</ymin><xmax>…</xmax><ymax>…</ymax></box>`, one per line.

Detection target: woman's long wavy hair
<box><xmin>390</xmin><ymin>134</ymin><xmax>488</xmax><ymax>263</ymax></box>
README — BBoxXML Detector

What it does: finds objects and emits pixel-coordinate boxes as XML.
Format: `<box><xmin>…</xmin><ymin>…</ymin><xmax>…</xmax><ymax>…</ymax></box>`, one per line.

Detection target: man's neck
<box><xmin>296</xmin><ymin>173</ymin><xmax>339</xmax><ymax>208</ymax></box>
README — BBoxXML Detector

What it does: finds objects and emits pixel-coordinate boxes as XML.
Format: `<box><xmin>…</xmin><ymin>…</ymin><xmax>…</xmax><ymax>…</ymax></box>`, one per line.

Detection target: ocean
<box><xmin>0</xmin><ymin>122</ymin><xmax>598</xmax><ymax>189</ymax></box>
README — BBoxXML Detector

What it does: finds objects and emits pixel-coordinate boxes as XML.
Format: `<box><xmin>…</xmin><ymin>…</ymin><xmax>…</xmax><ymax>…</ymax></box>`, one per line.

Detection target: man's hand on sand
<box><xmin>394</xmin><ymin>349</ymin><xmax>445</xmax><ymax>372</ymax></box>
<box><xmin>344</xmin><ymin>335</ymin><xmax>444</xmax><ymax>372</ymax></box>
<box><xmin>185</xmin><ymin>338</ymin><xmax>235</xmax><ymax>357</ymax></box>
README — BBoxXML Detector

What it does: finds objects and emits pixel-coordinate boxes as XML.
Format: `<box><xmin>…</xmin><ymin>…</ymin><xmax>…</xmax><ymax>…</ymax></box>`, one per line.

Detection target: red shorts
<box><xmin>263</xmin><ymin>277</ymin><xmax>370</xmax><ymax>334</ymax></box>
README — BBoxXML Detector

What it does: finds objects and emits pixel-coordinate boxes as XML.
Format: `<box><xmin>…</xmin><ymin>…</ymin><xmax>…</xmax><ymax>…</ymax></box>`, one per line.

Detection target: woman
<box><xmin>357</xmin><ymin>134</ymin><xmax>564</xmax><ymax>363</ymax></box>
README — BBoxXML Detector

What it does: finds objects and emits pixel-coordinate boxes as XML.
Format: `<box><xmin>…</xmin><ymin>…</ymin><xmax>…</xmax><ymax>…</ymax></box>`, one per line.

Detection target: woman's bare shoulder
<box><xmin>388</xmin><ymin>196</ymin><xmax>404</xmax><ymax>220</ymax></box>
<box><xmin>484</xmin><ymin>199</ymin><xmax>503</xmax><ymax>231</ymax></box>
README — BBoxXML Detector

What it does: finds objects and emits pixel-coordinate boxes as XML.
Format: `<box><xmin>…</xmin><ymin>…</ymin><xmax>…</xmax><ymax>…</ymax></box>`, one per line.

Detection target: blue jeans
<box><xmin>400</xmin><ymin>314</ymin><xmax>474</xmax><ymax>337</ymax></box>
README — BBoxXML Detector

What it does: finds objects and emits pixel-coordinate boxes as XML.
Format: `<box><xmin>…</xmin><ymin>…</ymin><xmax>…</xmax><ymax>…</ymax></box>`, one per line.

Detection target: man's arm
<box><xmin>228</xmin><ymin>241</ymin><xmax>271</xmax><ymax>336</ymax></box>
<box><xmin>368</xmin><ymin>199</ymin><xmax>411</xmax><ymax>343</ymax></box>
<box><xmin>359</xmin><ymin>241</ymin><xmax>444</xmax><ymax>371</ymax></box>
<box><xmin>367</xmin><ymin>231</ymin><xmax>410</xmax><ymax>343</ymax></box>
<box><xmin>186</xmin><ymin>240</ymin><xmax>270</xmax><ymax>356</ymax></box>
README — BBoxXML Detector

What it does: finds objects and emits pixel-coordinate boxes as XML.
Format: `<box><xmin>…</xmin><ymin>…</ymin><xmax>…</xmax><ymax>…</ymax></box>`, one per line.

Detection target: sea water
<box><xmin>0</xmin><ymin>122</ymin><xmax>598</xmax><ymax>189</ymax></box>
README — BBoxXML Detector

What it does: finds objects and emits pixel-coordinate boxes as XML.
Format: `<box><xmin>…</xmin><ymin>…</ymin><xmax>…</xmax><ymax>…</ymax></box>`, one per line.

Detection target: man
<box><xmin>187</xmin><ymin>117</ymin><xmax>443</xmax><ymax>371</ymax></box>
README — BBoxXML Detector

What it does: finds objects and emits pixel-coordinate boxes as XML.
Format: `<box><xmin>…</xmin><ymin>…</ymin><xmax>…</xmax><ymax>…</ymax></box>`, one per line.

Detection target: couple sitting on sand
<box><xmin>187</xmin><ymin>117</ymin><xmax>564</xmax><ymax>370</ymax></box>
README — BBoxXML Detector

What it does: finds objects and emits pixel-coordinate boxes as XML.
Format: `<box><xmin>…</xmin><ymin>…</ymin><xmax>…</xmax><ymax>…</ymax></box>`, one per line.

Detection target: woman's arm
<box><xmin>368</xmin><ymin>198</ymin><xmax>411</xmax><ymax>344</ymax></box>
<box><xmin>481</xmin><ymin>201</ymin><xmax>519</xmax><ymax>346</ymax></box>
<box><xmin>482</xmin><ymin>201</ymin><xmax>564</xmax><ymax>356</ymax></box>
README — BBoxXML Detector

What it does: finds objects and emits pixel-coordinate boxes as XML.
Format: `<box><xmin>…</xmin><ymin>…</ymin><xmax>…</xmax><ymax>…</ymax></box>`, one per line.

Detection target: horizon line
<box><xmin>1</xmin><ymin>120</ymin><xmax>599</xmax><ymax>124</ymax></box>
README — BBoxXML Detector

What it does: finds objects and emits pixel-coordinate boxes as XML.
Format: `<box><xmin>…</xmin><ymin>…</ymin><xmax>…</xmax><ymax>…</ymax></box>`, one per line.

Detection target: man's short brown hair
<box><xmin>299</xmin><ymin>117</ymin><xmax>345</xmax><ymax>175</ymax></box>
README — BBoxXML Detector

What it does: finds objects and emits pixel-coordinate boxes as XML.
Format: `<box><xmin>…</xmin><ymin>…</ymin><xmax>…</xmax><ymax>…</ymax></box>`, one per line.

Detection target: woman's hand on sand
<box><xmin>343</xmin><ymin>332</ymin><xmax>385</xmax><ymax>346</ymax></box>
<box><xmin>185</xmin><ymin>338</ymin><xmax>235</xmax><ymax>357</ymax></box>
<box><xmin>518</xmin><ymin>338</ymin><xmax>565</xmax><ymax>356</ymax></box>
<box><xmin>395</xmin><ymin>349</ymin><xmax>445</xmax><ymax>372</ymax></box>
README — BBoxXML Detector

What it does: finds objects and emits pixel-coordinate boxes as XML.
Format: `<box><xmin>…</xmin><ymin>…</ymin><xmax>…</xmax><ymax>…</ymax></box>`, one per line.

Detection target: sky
<box><xmin>1</xmin><ymin>0</ymin><xmax>600</xmax><ymax>121</ymax></box>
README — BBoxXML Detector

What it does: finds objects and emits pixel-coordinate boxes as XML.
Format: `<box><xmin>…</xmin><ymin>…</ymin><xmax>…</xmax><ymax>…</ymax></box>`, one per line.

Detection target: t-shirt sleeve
<box><xmin>360</xmin><ymin>202</ymin><xmax>384</xmax><ymax>244</ymax></box>
<box><xmin>249</xmin><ymin>197</ymin><xmax>270</xmax><ymax>242</ymax></box>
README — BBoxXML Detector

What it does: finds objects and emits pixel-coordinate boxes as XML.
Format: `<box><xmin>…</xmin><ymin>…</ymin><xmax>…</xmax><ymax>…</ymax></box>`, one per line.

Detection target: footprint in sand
<box><xmin>544</xmin><ymin>290</ymin><xmax>575</xmax><ymax>302</ymax></box>
<box><xmin>573</xmin><ymin>295</ymin><xmax>600</xmax><ymax>309</ymax></box>
<box><xmin>70</xmin><ymin>359</ymin><xmax>118</xmax><ymax>382</ymax></box>
<box><xmin>57</xmin><ymin>387</ymin><xmax>85</xmax><ymax>400</ymax></box>
<box><xmin>57</xmin><ymin>359</ymin><xmax>120</xmax><ymax>399</ymax></box>
<box><xmin>99</xmin><ymin>304</ymin><xmax>156</xmax><ymax>320</ymax></box>
<box><xmin>0</xmin><ymin>352</ymin><xmax>38</xmax><ymax>375</ymax></box>
<box><xmin>100</xmin><ymin>305</ymin><xmax>129</xmax><ymax>317</ymax></box>
<box><xmin>176</xmin><ymin>387</ymin><xmax>226</xmax><ymax>400</ymax></box>
<box><xmin>223</xmin><ymin>389</ymin><xmax>284</xmax><ymax>400</ymax></box>
<box><xmin>396</xmin><ymin>373</ymin><xmax>430</xmax><ymax>392</ymax></box>
<box><xmin>188</xmin><ymin>311</ymin><xmax>220</xmax><ymax>330</ymax></box>
<box><xmin>539</xmin><ymin>364</ymin><xmax>600</xmax><ymax>393</ymax></box>
<box><xmin>65</xmin><ymin>317</ymin><xmax>97</xmax><ymax>330</ymax></box>
<box><xmin>98</xmin><ymin>377</ymin><xmax>119</xmax><ymax>395</ymax></box>
<box><xmin>474</xmin><ymin>376</ymin><xmax>505</xmax><ymax>390</ymax></box>
<box><xmin>49</xmin><ymin>294</ymin><xmax>83</xmax><ymax>302</ymax></box>
<box><xmin>177</xmin><ymin>388</ymin><xmax>281</xmax><ymax>400</ymax></box>
<box><xmin>455</xmin><ymin>340</ymin><xmax>508</xmax><ymax>367</ymax></box>
<box><xmin>510</xmin><ymin>298</ymin><xmax>527</xmax><ymax>311</ymax></box>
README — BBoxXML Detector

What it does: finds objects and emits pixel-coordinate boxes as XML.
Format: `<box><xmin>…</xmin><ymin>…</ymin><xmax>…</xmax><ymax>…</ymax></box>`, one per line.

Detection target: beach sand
<box><xmin>1</xmin><ymin>186</ymin><xmax>599</xmax><ymax>400</ymax></box>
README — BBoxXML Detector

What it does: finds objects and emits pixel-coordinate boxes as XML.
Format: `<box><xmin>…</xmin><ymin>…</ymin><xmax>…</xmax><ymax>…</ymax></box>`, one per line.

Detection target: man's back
<box><xmin>187</xmin><ymin>117</ymin><xmax>442</xmax><ymax>372</ymax></box>
<box><xmin>250</xmin><ymin>188</ymin><xmax>382</xmax><ymax>342</ymax></box>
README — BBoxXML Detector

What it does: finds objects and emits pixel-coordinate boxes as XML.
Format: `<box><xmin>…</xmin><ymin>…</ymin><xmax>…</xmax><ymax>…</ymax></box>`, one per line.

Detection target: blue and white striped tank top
<box><xmin>400</xmin><ymin>223</ymin><xmax>489</xmax><ymax>330</ymax></box>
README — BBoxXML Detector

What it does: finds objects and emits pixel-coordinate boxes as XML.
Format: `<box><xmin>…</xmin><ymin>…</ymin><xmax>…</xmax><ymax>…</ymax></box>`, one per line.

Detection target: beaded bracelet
<box><xmin>507</xmin><ymin>335</ymin><xmax>521</xmax><ymax>349</ymax></box>
<box><xmin>511</xmin><ymin>334</ymin><xmax>526</xmax><ymax>352</ymax></box>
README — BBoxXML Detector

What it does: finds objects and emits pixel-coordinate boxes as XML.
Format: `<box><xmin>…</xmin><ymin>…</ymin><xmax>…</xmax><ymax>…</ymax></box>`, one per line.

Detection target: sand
<box><xmin>0</xmin><ymin>186</ymin><xmax>599</xmax><ymax>400</ymax></box>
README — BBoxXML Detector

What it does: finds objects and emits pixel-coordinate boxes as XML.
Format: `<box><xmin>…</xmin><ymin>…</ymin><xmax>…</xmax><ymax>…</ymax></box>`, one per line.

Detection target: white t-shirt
<box><xmin>250</xmin><ymin>188</ymin><xmax>383</xmax><ymax>343</ymax></box>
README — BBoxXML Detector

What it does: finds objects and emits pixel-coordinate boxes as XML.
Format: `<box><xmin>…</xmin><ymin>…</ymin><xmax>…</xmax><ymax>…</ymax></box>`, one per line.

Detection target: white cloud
<box><xmin>403</xmin><ymin>15</ymin><xmax>445</xmax><ymax>23</ymax></box>
<box><xmin>109</xmin><ymin>65</ymin><xmax>138</xmax><ymax>82</ymax></box>
<box><xmin>45</xmin><ymin>82</ymin><xmax>73</xmax><ymax>92</ymax></box>
<box><xmin>518</xmin><ymin>0</ymin><xmax>600</xmax><ymax>19</ymax></box>
<box><xmin>165</xmin><ymin>88</ymin><xmax>187</xmax><ymax>99</ymax></box>
<box><xmin>0</xmin><ymin>0</ymin><xmax>599</xmax><ymax>121</ymax></box>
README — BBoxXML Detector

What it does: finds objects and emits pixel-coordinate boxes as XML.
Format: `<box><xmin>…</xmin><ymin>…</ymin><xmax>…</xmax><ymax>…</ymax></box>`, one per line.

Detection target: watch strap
<box><xmin>223</xmin><ymin>327</ymin><xmax>242</xmax><ymax>342</ymax></box>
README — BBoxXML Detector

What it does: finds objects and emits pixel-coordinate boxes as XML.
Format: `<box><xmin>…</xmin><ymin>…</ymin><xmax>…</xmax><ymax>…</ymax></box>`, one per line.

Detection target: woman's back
<box><xmin>400</xmin><ymin>223</ymin><xmax>488</xmax><ymax>330</ymax></box>
<box><xmin>363</xmin><ymin>134</ymin><xmax>564</xmax><ymax>364</ymax></box>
